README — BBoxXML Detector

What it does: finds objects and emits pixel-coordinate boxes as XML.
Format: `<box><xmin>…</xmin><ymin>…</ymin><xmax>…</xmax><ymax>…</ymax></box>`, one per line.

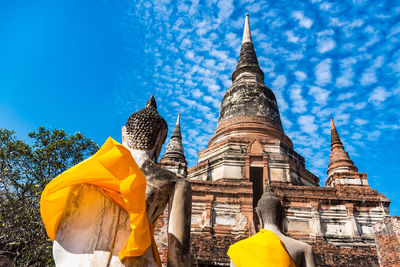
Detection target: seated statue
<box><xmin>45</xmin><ymin>96</ymin><xmax>191</xmax><ymax>267</ymax></box>
<box><xmin>228</xmin><ymin>183</ymin><xmax>315</xmax><ymax>267</ymax></box>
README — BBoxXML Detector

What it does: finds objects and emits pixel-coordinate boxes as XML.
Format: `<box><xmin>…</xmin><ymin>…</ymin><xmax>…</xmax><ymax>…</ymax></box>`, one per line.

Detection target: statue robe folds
<box><xmin>227</xmin><ymin>229</ymin><xmax>296</xmax><ymax>267</ymax></box>
<box><xmin>40</xmin><ymin>137</ymin><xmax>156</xmax><ymax>261</ymax></box>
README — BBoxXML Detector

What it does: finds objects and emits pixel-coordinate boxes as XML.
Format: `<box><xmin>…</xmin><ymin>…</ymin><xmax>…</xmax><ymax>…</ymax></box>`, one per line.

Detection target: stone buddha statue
<box><xmin>229</xmin><ymin>183</ymin><xmax>315</xmax><ymax>267</ymax></box>
<box><xmin>52</xmin><ymin>96</ymin><xmax>191</xmax><ymax>267</ymax></box>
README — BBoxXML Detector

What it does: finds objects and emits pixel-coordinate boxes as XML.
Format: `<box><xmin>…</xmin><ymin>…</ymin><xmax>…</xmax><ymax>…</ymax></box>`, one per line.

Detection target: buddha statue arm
<box><xmin>303</xmin><ymin>244</ymin><xmax>316</xmax><ymax>267</ymax></box>
<box><xmin>140</xmin><ymin>157</ymin><xmax>193</xmax><ymax>267</ymax></box>
<box><xmin>168</xmin><ymin>179</ymin><xmax>192</xmax><ymax>267</ymax></box>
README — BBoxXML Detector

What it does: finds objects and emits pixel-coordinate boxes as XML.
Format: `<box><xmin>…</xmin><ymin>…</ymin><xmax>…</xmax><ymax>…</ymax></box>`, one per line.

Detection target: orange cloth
<box><xmin>40</xmin><ymin>137</ymin><xmax>152</xmax><ymax>260</ymax></box>
<box><xmin>227</xmin><ymin>229</ymin><xmax>296</xmax><ymax>267</ymax></box>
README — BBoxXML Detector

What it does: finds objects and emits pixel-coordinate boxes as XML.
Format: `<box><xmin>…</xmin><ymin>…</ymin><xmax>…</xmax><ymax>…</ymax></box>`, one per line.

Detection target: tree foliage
<box><xmin>0</xmin><ymin>127</ymin><xmax>98</xmax><ymax>266</ymax></box>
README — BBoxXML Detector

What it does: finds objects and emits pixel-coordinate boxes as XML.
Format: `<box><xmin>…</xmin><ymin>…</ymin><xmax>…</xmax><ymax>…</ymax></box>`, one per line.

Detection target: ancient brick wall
<box><xmin>190</xmin><ymin>234</ymin><xmax>380</xmax><ymax>267</ymax></box>
<box><xmin>373</xmin><ymin>217</ymin><xmax>400</xmax><ymax>267</ymax></box>
<box><xmin>191</xmin><ymin>231</ymin><xmax>246</xmax><ymax>266</ymax></box>
<box><xmin>312</xmin><ymin>237</ymin><xmax>379</xmax><ymax>266</ymax></box>
<box><xmin>154</xmin><ymin>207</ymin><xmax>169</xmax><ymax>266</ymax></box>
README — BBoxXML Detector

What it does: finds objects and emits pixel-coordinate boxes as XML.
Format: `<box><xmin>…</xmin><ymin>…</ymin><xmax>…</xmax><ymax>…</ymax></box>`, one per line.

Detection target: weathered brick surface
<box><xmin>373</xmin><ymin>217</ymin><xmax>400</xmax><ymax>267</ymax></box>
<box><xmin>154</xmin><ymin>207</ymin><xmax>169</xmax><ymax>266</ymax></box>
<box><xmin>189</xmin><ymin>181</ymin><xmax>389</xmax><ymax>266</ymax></box>
<box><xmin>191</xmin><ymin>231</ymin><xmax>247</xmax><ymax>266</ymax></box>
<box><xmin>313</xmin><ymin>238</ymin><xmax>379</xmax><ymax>266</ymax></box>
<box><xmin>190</xmin><ymin>232</ymin><xmax>380</xmax><ymax>267</ymax></box>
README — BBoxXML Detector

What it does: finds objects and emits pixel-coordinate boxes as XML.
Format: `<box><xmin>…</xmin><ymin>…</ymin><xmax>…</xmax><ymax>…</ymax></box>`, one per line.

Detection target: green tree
<box><xmin>0</xmin><ymin>127</ymin><xmax>98</xmax><ymax>266</ymax></box>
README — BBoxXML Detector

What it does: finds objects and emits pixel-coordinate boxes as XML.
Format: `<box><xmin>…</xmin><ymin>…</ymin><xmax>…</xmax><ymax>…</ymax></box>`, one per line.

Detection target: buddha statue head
<box><xmin>256</xmin><ymin>182</ymin><xmax>283</xmax><ymax>229</ymax></box>
<box><xmin>122</xmin><ymin>95</ymin><xmax>168</xmax><ymax>162</ymax></box>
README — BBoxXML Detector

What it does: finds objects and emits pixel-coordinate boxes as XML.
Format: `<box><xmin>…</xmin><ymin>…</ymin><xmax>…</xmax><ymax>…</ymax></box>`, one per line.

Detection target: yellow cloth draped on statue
<box><xmin>227</xmin><ymin>229</ymin><xmax>296</xmax><ymax>267</ymax></box>
<box><xmin>40</xmin><ymin>137</ymin><xmax>156</xmax><ymax>262</ymax></box>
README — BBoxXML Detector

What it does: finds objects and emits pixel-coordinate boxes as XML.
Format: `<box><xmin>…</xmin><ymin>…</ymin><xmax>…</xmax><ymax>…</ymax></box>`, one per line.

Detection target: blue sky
<box><xmin>1</xmin><ymin>0</ymin><xmax>399</xmax><ymax>215</ymax></box>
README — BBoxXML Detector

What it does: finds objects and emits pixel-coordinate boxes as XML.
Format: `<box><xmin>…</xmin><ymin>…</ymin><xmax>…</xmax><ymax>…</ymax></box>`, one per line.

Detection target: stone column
<box><xmin>204</xmin><ymin>194</ymin><xmax>215</xmax><ymax>227</ymax></box>
<box><xmin>262</xmin><ymin>154</ymin><xmax>269</xmax><ymax>187</ymax></box>
<box><xmin>311</xmin><ymin>201</ymin><xmax>323</xmax><ymax>238</ymax></box>
<box><xmin>345</xmin><ymin>203</ymin><xmax>361</xmax><ymax>239</ymax></box>
<box><xmin>244</xmin><ymin>155</ymin><xmax>250</xmax><ymax>180</ymax></box>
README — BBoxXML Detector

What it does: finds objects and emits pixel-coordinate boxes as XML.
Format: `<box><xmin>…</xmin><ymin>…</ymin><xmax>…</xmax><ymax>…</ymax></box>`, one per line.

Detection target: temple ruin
<box><xmin>152</xmin><ymin>14</ymin><xmax>396</xmax><ymax>266</ymax></box>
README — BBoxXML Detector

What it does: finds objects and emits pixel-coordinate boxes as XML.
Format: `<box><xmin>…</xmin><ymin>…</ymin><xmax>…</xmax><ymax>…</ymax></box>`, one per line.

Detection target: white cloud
<box><xmin>206</xmin><ymin>82</ymin><xmax>221</xmax><ymax>94</ymax></box>
<box><xmin>332</xmin><ymin>112</ymin><xmax>350</xmax><ymax>125</ymax></box>
<box><xmin>352</xmin><ymin>133</ymin><xmax>362</xmax><ymax>139</ymax></box>
<box><xmin>185</xmin><ymin>50</ymin><xmax>195</xmax><ymax>60</ymax></box>
<box><xmin>337</xmin><ymin>92</ymin><xmax>356</xmax><ymax>100</ymax></box>
<box><xmin>317</xmin><ymin>38</ymin><xmax>336</xmax><ymax>53</ymax></box>
<box><xmin>247</xmin><ymin>2</ymin><xmax>261</xmax><ymax>13</ymax></box>
<box><xmin>203</xmin><ymin>59</ymin><xmax>216</xmax><ymax>69</ymax></box>
<box><xmin>317</xmin><ymin>30</ymin><xmax>336</xmax><ymax>54</ymax></box>
<box><xmin>368</xmin><ymin>130</ymin><xmax>381</xmax><ymax>141</ymax></box>
<box><xmin>361</xmin><ymin>70</ymin><xmax>377</xmax><ymax>86</ymax></box>
<box><xmin>272</xmin><ymin>75</ymin><xmax>288</xmax><ymax>111</ymax></box>
<box><xmin>360</xmin><ymin>56</ymin><xmax>384</xmax><ymax>86</ymax></box>
<box><xmin>259</xmin><ymin>56</ymin><xmax>275</xmax><ymax>73</ymax></box>
<box><xmin>285</xmin><ymin>31</ymin><xmax>300</xmax><ymax>43</ymax></box>
<box><xmin>388</xmin><ymin>21</ymin><xmax>400</xmax><ymax>38</ymax></box>
<box><xmin>378</xmin><ymin>122</ymin><xmax>400</xmax><ymax>130</ymax></box>
<box><xmin>354</xmin><ymin>118</ymin><xmax>368</xmax><ymax>126</ymax></box>
<box><xmin>286</xmin><ymin>51</ymin><xmax>304</xmax><ymax>61</ymax></box>
<box><xmin>294</xmin><ymin>71</ymin><xmax>307</xmax><ymax>81</ymax></box>
<box><xmin>204</xmin><ymin>95</ymin><xmax>220</xmax><ymax>108</ymax></box>
<box><xmin>354</xmin><ymin>102</ymin><xmax>367</xmax><ymax>109</ymax></box>
<box><xmin>281</xmin><ymin>115</ymin><xmax>293</xmax><ymax>129</ymax></box>
<box><xmin>225</xmin><ymin>32</ymin><xmax>240</xmax><ymax>48</ymax></box>
<box><xmin>309</xmin><ymin>86</ymin><xmax>330</xmax><ymax>105</ymax></box>
<box><xmin>192</xmin><ymin>89</ymin><xmax>203</xmax><ymax>98</ymax></box>
<box><xmin>368</xmin><ymin>86</ymin><xmax>391</xmax><ymax>106</ymax></box>
<box><xmin>289</xmin><ymin>84</ymin><xmax>307</xmax><ymax>113</ymax></box>
<box><xmin>315</xmin><ymin>58</ymin><xmax>332</xmax><ymax>85</ymax></box>
<box><xmin>320</xmin><ymin>2</ymin><xmax>332</xmax><ymax>10</ymax></box>
<box><xmin>298</xmin><ymin>115</ymin><xmax>318</xmax><ymax>134</ymax></box>
<box><xmin>272</xmin><ymin>74</ymin><xmax>287</xmax><ymax>89</ymax></box>
<box><xmin>291</xmin><ymin>11</ymin><xmax>313</xmax><ymax>29</ymax></box>
<box><xmin>217</xmin><ymin>0</ymin><xmax>234</xmax><ymax>22</ymax></box>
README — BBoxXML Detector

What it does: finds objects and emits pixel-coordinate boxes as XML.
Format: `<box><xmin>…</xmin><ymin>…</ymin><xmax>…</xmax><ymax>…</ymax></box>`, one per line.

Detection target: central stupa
<box><xmin>213</xmin><ymin>14</ymin><xmax>285</xmax><ymax>147</ymax></box>
<box><xmin>189</xmin><ymin>14</ymin><xmax>318</xmax><ymax>190</ymax></box>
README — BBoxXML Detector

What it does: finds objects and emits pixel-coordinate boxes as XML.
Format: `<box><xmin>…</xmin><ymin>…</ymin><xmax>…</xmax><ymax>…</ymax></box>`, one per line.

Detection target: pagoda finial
<box><xmin>327</xmin><ymin>117</ymin><xmax>358</xmax><ymax>177</ymax></box>
<box><xmin>242</xmin><ymin>14</ymin><xmax>253</xmax><ymax>44</ymax></box>
<box><xmin>231</xmin><ymin>14</ymin><xmax>264</xmax><ymax>82</ymax></box>
<box><xmin>330</xmin><ymin>117</ymin><xmax>342</xmax><ymax>147</ymax></box>
<box><xmin>171</xmin><ymin>113</ymin><xmax>182</xmax><ymax>138</ymax></box>
<box><xmin>160</xmin><ymin>114</ymin><xmax>187</xmax><ymax>176</ymax></box>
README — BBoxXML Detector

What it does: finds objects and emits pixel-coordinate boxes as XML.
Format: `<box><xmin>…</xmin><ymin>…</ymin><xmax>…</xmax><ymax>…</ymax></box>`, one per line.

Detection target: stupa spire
<box><xmin>171</xmin><ymin>114</ymin><xmax>182</xmax><ymax>138</ymax></box>
<box><xmin>330</xmin><ymin>117</ymin><xmax>342</xmax><ymax>146</ymax></box>
<box><xmin>327</xmin><ymin>117</ymin><xmax>358</xmax><ymax>177</ymax></box>
<box><xmin>242</xmin><ymin>14</ymin><xmax>253</xmax><ymax>44</ymax></box>
<box><xmin>210</xmin><ymin>13</ymin><xmax>288</xmax><ymax>151</ymax></box>
<box><xmin>232</xmin><ymin>14</ymin><xmax>264</xmax><ymax>82</ymax></box>
<box><xmin>160</xmin><ymin>114</ymin><xmax>187</xmax><ymax>176</ymax></box>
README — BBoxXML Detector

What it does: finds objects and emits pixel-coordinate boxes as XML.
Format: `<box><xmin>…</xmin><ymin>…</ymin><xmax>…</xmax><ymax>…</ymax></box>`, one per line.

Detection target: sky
<box><xmin>0</xmin><ymin>0</ymin><xmax>399</xmax><ymax>215</ymax></box>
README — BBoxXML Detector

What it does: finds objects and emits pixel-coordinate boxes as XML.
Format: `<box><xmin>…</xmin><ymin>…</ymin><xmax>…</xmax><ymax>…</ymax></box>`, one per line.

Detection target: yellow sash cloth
<box><xmin>227</xmin><ymin>229</ymin><xmax>296</xmax><ymax>267</ymax></box>
<box><xmin>40</xmin><ymin>137</ymin><xmax>154</xmax><ymax>261</ymax></box>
